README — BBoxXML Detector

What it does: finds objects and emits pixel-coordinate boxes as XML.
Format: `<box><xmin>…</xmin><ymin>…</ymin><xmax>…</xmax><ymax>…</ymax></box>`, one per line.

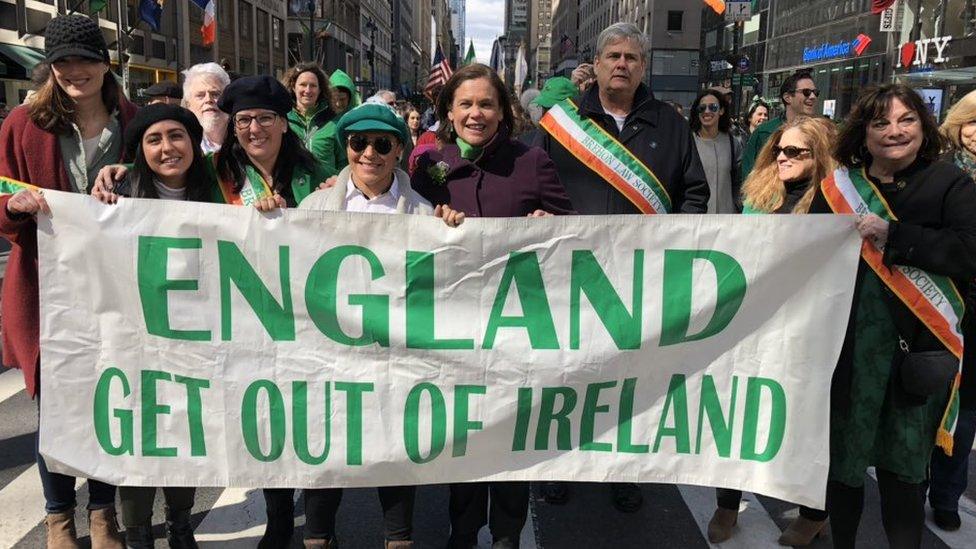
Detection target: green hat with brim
<box><xmin>336</xmin><ymin>103</ymin><xmax>410</xmax><ymax>148</ymax></box>
<box><xmin>533</xmin><ymin>77</ymin><xmax>579</xmax><ymax>109</ymax></box>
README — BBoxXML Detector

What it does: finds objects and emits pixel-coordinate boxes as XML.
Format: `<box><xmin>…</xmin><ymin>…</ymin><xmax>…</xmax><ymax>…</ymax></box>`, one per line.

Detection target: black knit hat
<box><xmin>44</xmin><ymin>15</ymin><xmax>110</xmax><ymax>64</ymax></box>
<box><xmin>217</xmin><ymin>75</ymin><xmax>292</xmax><ymax>117</ymax></box>
<box><xmin>124</xmin><ymin>104</ymin><xmax>204</xmax><ymax>160</ymax></box>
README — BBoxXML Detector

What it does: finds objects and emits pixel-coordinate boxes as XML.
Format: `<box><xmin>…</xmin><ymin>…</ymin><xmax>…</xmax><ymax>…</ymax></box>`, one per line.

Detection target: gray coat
<box><xmin>299</xmin><ymin>166</ymin><xmax>434</xmax><ymax>215</ymax></box>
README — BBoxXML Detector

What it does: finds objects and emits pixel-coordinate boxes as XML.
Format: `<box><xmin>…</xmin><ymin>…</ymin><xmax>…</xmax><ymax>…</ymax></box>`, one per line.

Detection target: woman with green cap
<box><xmin>282</xmin><ymin>63</ymin><xmax>340</xmax><ymax>177</ymax></box>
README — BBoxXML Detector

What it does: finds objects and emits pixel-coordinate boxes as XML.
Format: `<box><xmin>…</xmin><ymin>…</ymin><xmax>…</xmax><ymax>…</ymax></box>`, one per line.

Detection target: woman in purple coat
<box><xmin>410</xmin><ymin>64</ymin><xmax>574</xmax><ymax>548</ymax></box>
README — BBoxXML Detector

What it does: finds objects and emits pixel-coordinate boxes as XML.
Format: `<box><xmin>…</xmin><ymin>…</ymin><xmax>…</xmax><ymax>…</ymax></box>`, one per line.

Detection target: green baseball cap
<box><xmin>336</xmin><ymin>103</ymin><xmax>410</xmax><ymax>147</ymax></box>
<box><xmin>533</xmin><ymin>77</ymin><xmax>579</xmax><ymax>109</ymax></box>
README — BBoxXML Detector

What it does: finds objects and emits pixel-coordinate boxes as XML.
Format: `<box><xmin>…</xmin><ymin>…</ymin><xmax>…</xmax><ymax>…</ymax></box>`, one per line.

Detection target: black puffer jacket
<box><xmin>533</xmin><ymin>83</ymin><xmax>709</xmax><ymax>214</ymax></box>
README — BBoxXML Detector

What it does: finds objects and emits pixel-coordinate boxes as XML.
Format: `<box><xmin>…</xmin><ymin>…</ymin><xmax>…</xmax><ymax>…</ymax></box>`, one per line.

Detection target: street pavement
<box><xmin>2</xmin><ymin>367</ymin><xmax>974</xmax><ymax>548</ymax></box>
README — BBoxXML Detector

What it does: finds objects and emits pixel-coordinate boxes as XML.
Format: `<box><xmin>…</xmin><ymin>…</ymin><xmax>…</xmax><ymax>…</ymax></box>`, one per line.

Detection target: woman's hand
<box><xmin>318</xmin><ymin>176</ymin><xmax>338</xmax><ymax>191</ymax></box>
<box><xmin>527</xmin><ymin>209</ymin><xmax>552</xmax><ymax>217</ymax></box>
<box><xmin>435</xmin><ymin>204</ymin><xmax>465</xmax><ymax>227</ymax></box>
<box><xmin>5</xmin><ymin>189</ymin><xmax>49</xmax><ymax>216</ymax></box>
<box><xmin>91</xmin><ymin>165</ymin><xmax>129</xmax><ymax>204</ymax></box>
<box><xmin>856</xmin><ymin>213</ymin><xmax>890</xmax><ymax>249</ymax></box>
<box><xmin>255</xmin><ymin>193</ymin><xmax>287</xmax><ymax>212</ymax></box>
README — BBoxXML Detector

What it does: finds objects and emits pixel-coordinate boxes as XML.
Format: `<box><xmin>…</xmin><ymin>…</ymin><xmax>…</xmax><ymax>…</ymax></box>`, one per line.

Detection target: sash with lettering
<box><xmin>821</xmin><ymin>166</ymin><xmax>964</xmax><ymax>454</ymax></box>
<box><xmin>540</xmin><ymin>99</ymin><xmax>671</xmax><ymax>214</ymax></box>
<box><xmin>209</xmin><ymin>155</ymin><xmax>273</xmax><ymax>206</ymax></box>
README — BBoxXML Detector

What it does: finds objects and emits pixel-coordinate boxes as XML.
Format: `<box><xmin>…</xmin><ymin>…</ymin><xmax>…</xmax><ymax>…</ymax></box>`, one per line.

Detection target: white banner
<box><xmin>37</xmin><ymin>191</ymin><xmax>861</xmax><ymax>508</ymax></box>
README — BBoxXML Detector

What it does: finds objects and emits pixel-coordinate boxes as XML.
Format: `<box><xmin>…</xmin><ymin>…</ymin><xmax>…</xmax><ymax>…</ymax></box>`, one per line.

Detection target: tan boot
<box><xmin>385</xmin><ymin>542</ymin><xmax>414</xmax><ymax>549</ymax></box>
<box><xmin>777</xmin><ymin>516</ymin><xmax>829</xmax><ymax>546</ymax></box>
<box><xmin>303</xmin><ymin>539</ymin><xmax>336</xmax><ymax>549</ymax></box>
<box><xmin>707</xmin><ymin>507</ymin><xmax>738</xmax><ymax>543</ymax></box>
<box><xmin>88</xmin><ymin>507</ymin><xmax>124</xmax><ymax>549</ymax></box>
<box><xmin>45</xmin><ymin>511</ymin><xmax>81</xmax><ymax>549</ymax></box>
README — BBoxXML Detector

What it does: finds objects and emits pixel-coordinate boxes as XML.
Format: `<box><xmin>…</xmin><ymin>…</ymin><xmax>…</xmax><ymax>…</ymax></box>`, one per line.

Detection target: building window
<box><xmin>667</xmin><ymin>10</ymin><xmax>683</xmax><ymax>32</ymax></box>
<box><xmin>273</xmin><ymin>18</ymin><xmax>282</xmax><ymax>49</ymax></box>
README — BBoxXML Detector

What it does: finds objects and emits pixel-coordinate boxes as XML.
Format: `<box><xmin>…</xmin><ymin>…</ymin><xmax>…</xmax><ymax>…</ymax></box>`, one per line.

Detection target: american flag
<box><xmin>425</xmin><ymin>44</ymin><xmax>453</xmax><ymax>98</ymax></box>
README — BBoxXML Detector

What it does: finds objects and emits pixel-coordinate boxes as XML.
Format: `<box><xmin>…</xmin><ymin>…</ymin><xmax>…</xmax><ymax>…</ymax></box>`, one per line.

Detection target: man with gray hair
<box><xmin>533</xmin><ymin>21</ymin><xmax>708</xmax><ymax>512</ymax></box>
<box><xmin>182</xmin><ymin>62</ymin><xmax>231</xmax><ymax>153</ymax></box>
<box><xmin>372</xmin><ymin>89</ymin><xmax>397</xmax><ymax>107</ymax></box>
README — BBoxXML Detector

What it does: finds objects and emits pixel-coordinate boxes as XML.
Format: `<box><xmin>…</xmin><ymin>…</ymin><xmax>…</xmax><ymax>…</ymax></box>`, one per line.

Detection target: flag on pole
<box><xmin>514</xmin><ymin>42</ymin><xmax>527</xmax><ymax>92</ymax></box>
<box><xmin>190</xmin><ymin>0</ymin><xmax>217</xmax><ymax>46</ymax></box>
<box><xmin>489</xmin><ymin>38</ymin><xmax>505</xmax><ymax>82</ymax></box>
<box><xmin>139</xmin><ymin>0</ymin><xmax>164</xmax><ymax>32</ymax></box>
<box><xmin>871</xmin><ymin>0</ymin><xmax>896</xmax><ymax>13</ymax></box>
<box><xmin>704</xmin><ymin>0</ymin><xmax>725</xmax><ymax>14</ymax></box>
<box><xmin>89</xmin><ymin>0</ymin><xmax>108</xmax><ymax>12</ymax></box>
<box><xmin>425</xmin><ymin>44</ymin><xmax>453</xmax><ymax>98</ymax></box>
<box><xmin>463</xmin><ymin>41</ymin><xmax>476</xmax><ymax>66</ymax></box>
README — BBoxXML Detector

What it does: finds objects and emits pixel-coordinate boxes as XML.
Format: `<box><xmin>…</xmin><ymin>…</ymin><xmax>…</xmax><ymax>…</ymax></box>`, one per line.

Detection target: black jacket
<box><xmin>533</xmin><ymin>84</ymin><xmax>709</xmax><ymax>214</ymax></box>
<box><xmin>810</xmin><ymin>158</ymin><xmax>976</xmax><ymax>408</ymax></box>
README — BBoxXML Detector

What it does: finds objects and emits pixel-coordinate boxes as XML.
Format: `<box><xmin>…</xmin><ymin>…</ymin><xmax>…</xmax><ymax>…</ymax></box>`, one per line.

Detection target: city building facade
<box><xmin>549</xmin><ymin>0</ymin><xmax>579</xmax><ymax>76</ymax></box>
<box><xmin>286</xmin><ymin>0</ymin><xmax>360</xmax><ymax>77</ymax></box>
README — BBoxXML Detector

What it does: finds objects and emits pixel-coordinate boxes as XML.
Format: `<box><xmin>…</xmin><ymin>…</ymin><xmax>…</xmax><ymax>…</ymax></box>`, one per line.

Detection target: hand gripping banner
<box><xmin>37</xmin><ymin>192</ymin><xmax>861</xmax><ymax>508</ymax></box>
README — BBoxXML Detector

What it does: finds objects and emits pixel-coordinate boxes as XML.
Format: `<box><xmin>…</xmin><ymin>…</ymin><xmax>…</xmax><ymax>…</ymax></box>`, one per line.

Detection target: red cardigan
<box><xmin>0</xmin><ymin>100</ymin><xmax>137</xmax><ymax>397</ymax></box>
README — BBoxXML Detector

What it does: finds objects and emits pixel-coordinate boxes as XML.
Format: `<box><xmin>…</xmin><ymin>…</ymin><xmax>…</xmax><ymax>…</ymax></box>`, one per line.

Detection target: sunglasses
<box><xmin>234</xmin><ymin>113</ymin><xmax>278</xmax><ymax>129</ymax></box>
<box><xmin>697</xmin><ymin>103</ymin><xmax>721</xmax><ymax>114</ymax></box>
<box><xmin>772</xmin><ymin>145</ymin><xmax>812</xmax><ymax>159</ymax></box>
<box><xmin>348</xmin><ymin>134</ymin><xmax>395</xmax><ymax>155</ymax></box>
<box><xmin>795</xmin><ymin>88</ymin><xmax>820</xmax><ymax>98</ymax></box>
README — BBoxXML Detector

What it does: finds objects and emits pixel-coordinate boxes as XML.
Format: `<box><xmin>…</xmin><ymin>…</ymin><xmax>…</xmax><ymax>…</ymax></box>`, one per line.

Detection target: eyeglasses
<box><xmin>697</xmin><ymin>103</ymin><xmax>721</xmax><ymax>114</ymax></box>
<box><xmin>772</xmin><ymin>145</ymin><xmax>812</xmax><ymax>159</ymax></box>
<box><xmin>348</xmin><ymin>134</ymin><xmax>394</xmax><ymax>155</ymax></box>
<box><xmin>234</xmin><ymin>113</ymin><xmax>278</xmax><ymax>129</ymax></box>
<box><xmin>795</xmin><ymin>88</ymin><xmax>820</xmax><ymax>98</ymax></box>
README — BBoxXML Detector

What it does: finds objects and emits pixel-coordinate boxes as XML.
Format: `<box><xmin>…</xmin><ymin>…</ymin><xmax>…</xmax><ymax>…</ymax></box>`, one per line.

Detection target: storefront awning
<box><xmin>0</xmin><ymin>44</ymin><xmax>45</xmax><ymax>75</ymax></box>
<box><xmin>900</xmin><ymin>66</ymin><xmax>976</xmax><ymax>83</ymax></box>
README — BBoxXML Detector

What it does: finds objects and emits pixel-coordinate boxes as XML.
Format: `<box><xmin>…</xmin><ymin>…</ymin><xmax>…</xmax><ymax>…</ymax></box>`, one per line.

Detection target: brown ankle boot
<box><xmin>88</xmin><ymin>507</ymin><xmax>124</xmax><ymax>549</ymax></box>
<box><xmin>385</xmin><ymin>541</ymin><xmax>414</xmax><ymax>549</ymax></box>
<box><xmin>707</xmin><ymin>507</ymin><xmax>738</xmax><ymax>543</ymax></box>
<box><xmin>777</xmin><ymin>515</ymin><xmax>829</xmax><ymax>546</ymax></box>
<box><xmin>303</xmin><ymin>539</ymin><xmax>337</xmax><ymax>549</ymax></box>
<box><xmin>45</xmin><ymin>511</ymin><xmax>81</xmax><ymax>549</ymax></box>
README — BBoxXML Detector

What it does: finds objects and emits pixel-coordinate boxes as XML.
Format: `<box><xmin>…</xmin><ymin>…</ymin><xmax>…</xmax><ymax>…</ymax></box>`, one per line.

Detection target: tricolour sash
<box><xmin>822</xmin><ymin>166</ymin><xmax>964</xmax><ymax>454</ymax></box>
<box><xmin>0</xmin><ymin>176</ymin><xmax>39</xmax><ymax>194</ymax></box>
<box><xmin>211</xmin><ymin>156</ymin><xmax>272</xmax><ymax>206</ymax></box>
<box><xmin>540</xmin><ymin>99</ymin><xmax>671</xmax><ymax>214</ymax></box>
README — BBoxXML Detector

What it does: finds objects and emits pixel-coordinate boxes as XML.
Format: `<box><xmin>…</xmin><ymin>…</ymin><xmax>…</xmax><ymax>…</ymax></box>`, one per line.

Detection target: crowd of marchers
<box><xmin>2</xmin><ymin>13</ymin><xmax>976</xmax><ymax>549</ymax></box>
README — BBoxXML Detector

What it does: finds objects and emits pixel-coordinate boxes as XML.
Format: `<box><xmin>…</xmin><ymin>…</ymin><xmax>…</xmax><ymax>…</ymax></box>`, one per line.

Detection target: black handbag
<box><xmin>883</xmin><ymin>289</ymin><xmax>959</xmax><ymax>397</ymax></box>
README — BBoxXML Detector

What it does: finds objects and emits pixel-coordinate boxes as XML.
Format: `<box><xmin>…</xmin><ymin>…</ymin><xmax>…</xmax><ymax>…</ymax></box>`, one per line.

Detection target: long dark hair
<box><xmin>834</xmin><ymin>84</ymin><xmax>944</xmax><ymax>168</ymax></box>
<box><xmin>128</xmin><ymin>142</ymin><xmax>212</xmax><ymax>202</ymax></box>
<box><xmin>435</xmin><ymin>64</ymin><xmax>514</xmax><ymax>143</ymax></box>
<box><xmin>215</xmin><ymin>117</ymin><xmax>318</xmax><ymax>200</ymax></box>
<box><xmin>689</xmin><ymin>90</ymin><xmax>731</xmax><ymax>134</ymax></box>
<box><xmin>29</xmin><ymin>62</ymin><xmax>121</xmax><ymax>135</ymax></box>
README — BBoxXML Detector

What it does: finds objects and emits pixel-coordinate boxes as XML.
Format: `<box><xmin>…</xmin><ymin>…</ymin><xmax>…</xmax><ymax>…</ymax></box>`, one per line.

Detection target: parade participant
<box><xmin>741</xmin><ymin>70</ymin><xmax>818</xmax><ymax>179</ymax></box>
<box><xmin>329</xmin><ymin>69</ymin><xmax>360</xmax><ymax>118</ymax></box>
<box><xmin>533</xmin><ymin>22</ymin><xmax>708</xmax><ymax>511</ymax></box>
<box><xmin>283</xmin><ymin>62</ymin><xmax>340</xmax><ymax>176</ymax></box>
<box><xmin>707</xmin><ymin>116</ymin><xmax>836</xmax><ymax>545</ymax></box>
<box><xmin>404</xmin><ymin>106</ymin><xmax>422</xmax><ymax>146</ymax></box>
<box><xmin>928</xmin><ymin>89</ymin><xmax>976</xmax><ymax>531</ymax></box>
<box><xmin>0</xmin><ymin>13</ymin><xmax>135</xmax><ymax>548</ymax></box>
<box><xmin>411</xmin><ymin>63</ymin><xmax>574</xmax><ymax>548</ymax></box>
<box><xmin>373</xmin><ymin>89</ymin><xmax>397</xmax><ymax>107</ymax></box>
<box><xmin>143</xmin><ymin>80</ymin><xmax>183</xmax><ymax>106</ymax></box>
<box><xmin>182</xmin><ymin>63</ymin><xmax>231</xmax><ymax>154</ymax></box>
<box><xmin>746</xmin><ymin>100</ymin><xmax>770</xmax><ymax>136</ymax></box>
<box><xmin>689</xmin><ymin>89</ymin><xmax>741</xmax><ymax>213</ymax></box>
<box><xmin>810</xmin><ymin>84</ymin><xmax>976</xmax><ymax>548</ymax></box>
<box><xmin>92</xmin><ymin>104</ymin><xmax>210</xmax><ymax>548</ymax></box>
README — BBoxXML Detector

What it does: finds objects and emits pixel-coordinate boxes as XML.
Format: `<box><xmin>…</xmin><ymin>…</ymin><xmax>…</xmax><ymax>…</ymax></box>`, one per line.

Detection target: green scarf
<box><xmin>456</xmin><ymin>138</ymin><xmax>483</xmax><ymax>161</ymax></box>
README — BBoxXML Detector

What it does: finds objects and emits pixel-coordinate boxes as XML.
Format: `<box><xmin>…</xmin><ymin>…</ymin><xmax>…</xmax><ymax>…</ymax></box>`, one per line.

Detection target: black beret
<box><xmin>144</xmin><ymin>80</ymin><xmax>183</xmax><ymax>99</ymax></box>
<box><xmin>217</xmin><ymin>75</ymin><xmax>292</xmax><ymax>117</ymax></box>
<box><xmin>44</xmin><ymin>15</ymin><xmax>110</xmax><ymax>64</ymax></box>
<box><xmin>124</xmin><ymin>104</ymin><xmax>204</xmax><ymax>160</ymax></box>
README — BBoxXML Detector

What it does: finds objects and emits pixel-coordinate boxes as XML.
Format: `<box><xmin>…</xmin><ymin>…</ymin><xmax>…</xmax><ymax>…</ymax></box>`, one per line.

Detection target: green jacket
<box><xmin>328</xmin><ymin>69</ymin><xmax>361</xmax><ymax>171</ymax></box>
<box><xmin>287</xmin><ymin>103</ymin><xmax>340</xmax><ymax>177</ymax></box>
<box><xmin>740</xmin><ymin>116</ymin><xmax>785</xmax><ymax>182</ymax></box>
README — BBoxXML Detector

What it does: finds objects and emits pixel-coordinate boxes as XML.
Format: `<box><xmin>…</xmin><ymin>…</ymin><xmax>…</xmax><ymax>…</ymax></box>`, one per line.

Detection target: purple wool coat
<box><xmin>410</xmin><ymin>127</ymin><xmax>576</xmax><ymax>217</ymax></box>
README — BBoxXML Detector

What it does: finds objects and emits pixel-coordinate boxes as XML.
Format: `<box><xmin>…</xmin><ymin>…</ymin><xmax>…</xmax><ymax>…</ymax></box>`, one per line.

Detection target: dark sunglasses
<box><xmin>348</xmin><ymin>134</ymin><xmax>394</xmax><ymax>155</ymax></box>
<box><xmin>697</xmin><ymin>103</ymin><xmax>721</xmax><ymax>114</ymax></box>
<box><xmin>795</xmin><ymin>88</ymin><xmax>820</xmax><ymax>98</ymax></box>
<box><xmin>772</xmin><ymin>145</ymin><xmax>812</xmax><ymax>159</ymax></box>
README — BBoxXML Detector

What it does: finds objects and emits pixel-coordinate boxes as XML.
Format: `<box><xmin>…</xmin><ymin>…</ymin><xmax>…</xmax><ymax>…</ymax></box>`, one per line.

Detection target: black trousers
<box><xmin>118</xmin><ymin>486</ymin><xmax>195</xmax><ymax>527</ymax></box>
<box><xmin>715</xmin><ymin>488</ymin><xmax>828</xmax><ymax>521</ymax></box>
<box><xmin>263</xmin><ymin>487</ymin><xmax>415</xmax><ymax>541</ymax></box>
<box><xmin>448</xmin><ymin>482</ymin><xmax>528</xmax><ymax>546</ymax></box>
<box><xmin>827</xmin><ymin>469</ymin><xmax>926</xmax><ymax>549</ymax></box>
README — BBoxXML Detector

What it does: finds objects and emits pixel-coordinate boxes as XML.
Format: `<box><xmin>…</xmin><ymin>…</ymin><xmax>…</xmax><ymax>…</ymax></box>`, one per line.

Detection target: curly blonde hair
<box><xmin>940</xmin><ymin>90</ymin><xmax>976</xmax><ymax>153</ymax></box>
<box><xmin>741</xmin><ymin>117</ymin><xmax>837</xmax><ymax>213</ymax></box>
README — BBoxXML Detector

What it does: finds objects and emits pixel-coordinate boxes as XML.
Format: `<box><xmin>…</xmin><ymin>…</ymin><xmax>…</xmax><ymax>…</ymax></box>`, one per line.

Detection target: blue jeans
<box><xmin>36</xmin><ymin>397</ymin><xmax>116</xmax><ymax>513</ymax></box>
<box><xmin>929</xmin><ymin>408</ymin><xmax>976</xmax><ymax>512</ymax></box>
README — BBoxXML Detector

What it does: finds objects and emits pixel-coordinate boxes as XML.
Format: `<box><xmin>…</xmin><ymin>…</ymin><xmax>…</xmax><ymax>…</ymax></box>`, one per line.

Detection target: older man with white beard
<box><xmin>182</xmin><ymin>63</ymin><xmax>231</xmax><ymax>153</ymax></box>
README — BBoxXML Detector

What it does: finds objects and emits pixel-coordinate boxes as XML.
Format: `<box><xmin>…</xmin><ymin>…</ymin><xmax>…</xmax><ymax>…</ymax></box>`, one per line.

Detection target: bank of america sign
<box><xmin>802</xmin><ymin>34</ymin><xmax>872</xmax><ymax>64</ymax></box>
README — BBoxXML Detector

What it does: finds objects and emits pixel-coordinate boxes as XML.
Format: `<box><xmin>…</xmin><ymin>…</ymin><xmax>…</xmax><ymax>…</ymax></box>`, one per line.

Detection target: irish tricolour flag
<box><xmin>190</xmin><ymin>0</ymin><xmax>216</xmax><ymax>46</ymax></box>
